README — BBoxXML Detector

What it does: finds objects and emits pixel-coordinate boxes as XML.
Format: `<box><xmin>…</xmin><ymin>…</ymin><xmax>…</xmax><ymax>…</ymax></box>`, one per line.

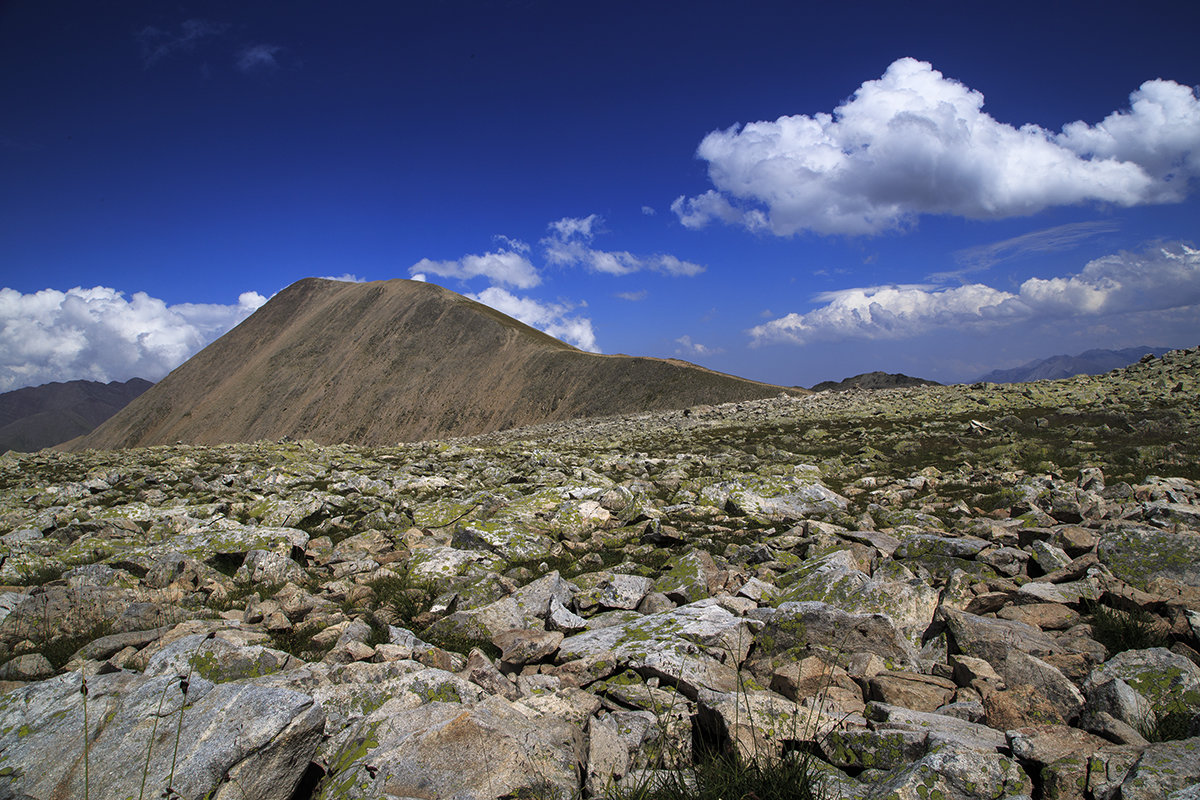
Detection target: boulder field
<box><xmin>2</xmin><ymin>347</ymin><xmax>1200</xmax><ymax>799</ymax></box>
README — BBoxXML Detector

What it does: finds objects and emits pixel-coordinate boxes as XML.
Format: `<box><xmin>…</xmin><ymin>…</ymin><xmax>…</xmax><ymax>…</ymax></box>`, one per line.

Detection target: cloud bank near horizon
<box><xmin>0</xmin><ymin>286</ymin><xmax>266</xmax><ymax>392</ymax></box>
<box><xmin>674</xmin><ymin>58</ymin><xmax>1200</xmax><ymax>236</ymax></box>
<box><xmin>750</xmin><ymin>241</ymin><xmax>1200</xmax><ymax>346</ymax></box>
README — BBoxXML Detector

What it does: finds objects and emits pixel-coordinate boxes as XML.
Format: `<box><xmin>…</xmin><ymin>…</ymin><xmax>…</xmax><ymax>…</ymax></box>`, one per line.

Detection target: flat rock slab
<box><xmin>1099</xmin><ymin>526</ymin><xmax>1200</xmax><ymax>589</ymax></box>
<box><xmin>752</xmin><ymin>601</ymin><xmax>920</xmax><ymax>669</ymax></box>
<box><xmin>319</xmin><ymin>696</ymin><xmax>584</xmax><ymax>800</ymax></box>
<box><xmin>557</xmin><ymin>599</ymin><xmax>759</xmax><ymax>697</ymax></box>
<box><xmin>0</xmin><ymin>668</ymin><xmax>324</xmax><ymax>800</ymax></box>
<box><xmin>941</xmin><ymin>608</ymin><xmax>1066</xmax><ymax>668</ymax></box>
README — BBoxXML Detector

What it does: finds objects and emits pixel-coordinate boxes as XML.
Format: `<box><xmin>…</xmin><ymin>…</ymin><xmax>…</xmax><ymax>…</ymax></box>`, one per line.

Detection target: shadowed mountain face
<box><xmin>70</xmin><ymin>278</ymin><xmax>798</xmax><ymax>449</ymax></box>
<box><xmin>0</xmin><ymin>378</ymin><xmax>152</xmax><ymax>452</ymax></box>
<box><xmin>810</xmin><ymin>371</ymin><xmax>940</xmax><ymax>392</ymax></box>
<box><xmin>977</xmin><ymin>346</ymin><xmax>1174</xmax><ymax>383</ymax></box>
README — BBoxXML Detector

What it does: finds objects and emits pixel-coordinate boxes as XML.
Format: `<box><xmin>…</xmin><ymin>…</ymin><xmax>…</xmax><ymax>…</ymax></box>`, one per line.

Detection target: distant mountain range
<box><xmin>976</xmin><ymin>346</ymin><xmax>1174</xmax><ymax>383</ymax></box>
<box><xmin>0</xmin><ymin>378</ymin><xmax>152</xmax><ymax>452</ymax></box>
<box><xmin>810</xmin><ymin>371</ymin><xmax>941</xmax><ymax>392</ymax></box>
<box><xmin>69</xmin><ymin>278</ymin><xmax>802</xmax><ymax>449</ymax></box>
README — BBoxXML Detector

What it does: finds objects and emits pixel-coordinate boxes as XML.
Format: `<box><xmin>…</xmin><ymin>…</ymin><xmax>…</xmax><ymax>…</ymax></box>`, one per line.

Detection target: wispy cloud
<box><xmin>0</xmin><ymin>286</ymin><xmax>266</xmax><ymax>391</ymax></box>
<box><xmin>320</xmin><ymin>273</ymin><xmax>367</xmax><ymax>283</ymax></box>
<box><xmin>675</xmin><ymin>58</ymin><xmax>1200</xmax><ymax>236</ymax></box>
<box><xmin>616</xmin><ymin>290</ymin><xmax>648</xmax><ymax>301</ymax></box>
<box><xmin>674</xmin><ymin>335</ymin><xmax>723</xmax><ymax>357</ymax></box>
<box><xmin>940</xmin><ymin>220</ymin><xmax>1121</xmax><ymax>280</ymax></box>
<box><xmin>236</xmin><ymin>44</ymin><xmax>284</xmax><ymax>73</ymax></box>
<box><xmin>750</xmin><ymin>241</ymin><xmax>1200</xmax><ymax>346</ymax></box>
<box><xmin>542</xmin><ymin>214</ymin><xmax>705</xmax><ymax>277</ymax></box>
<box><xmin>137</xmin><ymin>19</ymin><xmax>228</xmax><ymax>67</ymax></box>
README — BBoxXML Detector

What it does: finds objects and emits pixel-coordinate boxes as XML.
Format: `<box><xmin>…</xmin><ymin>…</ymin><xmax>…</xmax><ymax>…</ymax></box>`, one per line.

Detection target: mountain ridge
<box><xmin>0</xmin><ymin>378</ymin><xmax>152</xmax><ymax>452</ymax></box>
<box><xmin>810</xmin><ymin>371</ymin><xmax>940</xmax><ymax>392</ymax></box>
<box><xmin>976</xmin><ymin>345</ymin><xmax>1174</xmax><ymax>383</ymax></box>
<box><xmin>69</xmin><ymin>278</ymin><xmax>800</xmax><ymax>450</ymax></box>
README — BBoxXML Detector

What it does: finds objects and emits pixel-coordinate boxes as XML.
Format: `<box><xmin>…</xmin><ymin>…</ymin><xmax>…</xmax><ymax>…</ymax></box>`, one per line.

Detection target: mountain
<box><xmin>810</xmin><ymin>371</ymin><xmax>941</xmax><ymax>392</ymax></box>
<box><xmin>69</xmin><ymin>278</ymin><xmax>800</xmax><ymax>450</ymax></box>
<box><xmin>976</xmin><ymin>346</ymin><xmax>1174</xmax><ymax>383</ymax></box>
<box><xmin>0</xmin><ymin>378</ymin><xmax>152</xmax><ymax>452</ymax></box>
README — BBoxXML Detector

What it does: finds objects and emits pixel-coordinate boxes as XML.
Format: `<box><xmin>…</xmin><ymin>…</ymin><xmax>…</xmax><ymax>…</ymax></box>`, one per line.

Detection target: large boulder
<box><xmin>316</xmin><ymin>696</ymin><xmax>584</xmax><ymax>800</ymax></box>
<box><xmin>0</xmin><ymin>668</ymin><xmax>324</xmax><ymax>800</ymax></box>
<box><xmin>1098</xmin><ymin>525</ymin><xmax>1200</xmax><ymax>589</ymax></box>
<box><xmin>752</xmin><ymin>601</ymin><xmax>920</xmax><ymax>670</ymax></box>
<box><xmin>556</xmin><ymin>599</ymin><xmax>760</xmax><ymax>697</ymax></box>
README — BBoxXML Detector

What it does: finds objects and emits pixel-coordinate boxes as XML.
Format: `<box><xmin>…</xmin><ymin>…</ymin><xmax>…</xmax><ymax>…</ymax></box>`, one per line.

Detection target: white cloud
<box><xmin>236</xmin><ymin>43</ymin><xmax>283</xmax><ymax>72</ymax></box>
<box><xmin>409</xmin><ymin>273</ymin><xmax>427</xmax><ymax>282</ymax></box>
<box><xmin>493</xmin><ymin>235</ymin><xmax>530</xmax><ymax>253</ymax></box>
<box><xmin>542</xmin><ymin>215</ymin><xmax>705</xmax><ymax>277</ymax></box>
<box><xmin>675</xmin><ymin>58</ymin><xmax>1200</xmax><ymax>236</ymax></box>
<box><xmin>616</xmin><ymin>290</ymin><xmax>648</xmax><ymax>301</ymax></box>
<box><xmin>750</xmin><ymin>241</ymin><xmax>1200</xmax><ymax>345</ymax></box>
<box><xmin>466</xmin><ymin>287</ymin><xmax>598</xmax><ymax>352</ymax></box>
<box><xmin>0</xmin><ymin>286</ymin><xmax>266</xmax><ymax>391</ymax></box>
<box><xmin>409</xmin><ymin>249</ymin><xmax>541</xmax><ymax>289</ymax></box>
<box><xmin>641</xmin><ymin>206</ymin><xmax>657</xmax><ymax>216</ymax></box>
<box><xmin>943</xmin><ymin>220</ymin><xmax>1120</xmax><ymax>279</ymax></box>
<box><xmin>320</xmin><ymin>273</ymin><xmax>367</xmax><ymax>283</ymax></box>
<box><xmin>137</xmin><ymin>19</ymin><xmax>228</xmax><ymax>66</ymax></box>
<box><xmin>675</xmin><ymin>335</ymin><xmax>723</xmax><ymax>357</ymax></box>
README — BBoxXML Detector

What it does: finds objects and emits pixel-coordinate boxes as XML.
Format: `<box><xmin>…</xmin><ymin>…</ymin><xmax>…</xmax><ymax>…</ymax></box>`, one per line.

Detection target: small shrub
<box><xmin>369</xmin><ymin>566</ymin><xmax>438</xmax><ymax>626</ymax></box>
<box><xmin>1088</xmin><ymin>603</ymin><xmax>1170</xmax><ymax>655</ymax></box>
<box><xmin>1138</xmin><ymin>691</ymin><xmax>1200</xmax><ymax>743</ymax></box>
<box><xmin>268</xmin><ymin>623</ymin><xmax>334</xmax><ymax>661</ymax></box>
<box><xmin>605</xmin><ymin>749</ymin><xmax>827</xmax><ymax>800</ymax></box>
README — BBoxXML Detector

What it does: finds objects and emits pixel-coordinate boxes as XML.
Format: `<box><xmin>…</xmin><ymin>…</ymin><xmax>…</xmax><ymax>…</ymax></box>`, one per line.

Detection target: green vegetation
<box><xmin>1139</xmin><ymin>696</ymin><xmax>1199</xmax><ymax>743</ymax></box>
<box><xmin>1087</xmin><ymin>603</ymin><xmax>1171</xmax><ymax>656</ymax></box>
<box><xmin>267</xmin><ymin>623</ymin><xmax>335</xmax><ymax>661</ymax></box>
<box><xmin>605</xmin><ymin>749</ymin><xmax>828</xmax><ymax>800</ymax></box>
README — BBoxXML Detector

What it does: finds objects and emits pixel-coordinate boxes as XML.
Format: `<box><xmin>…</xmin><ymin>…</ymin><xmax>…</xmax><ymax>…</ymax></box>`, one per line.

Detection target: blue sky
<box><xmin>2</xmin><ymin>0</ymin><xmax>1198</xmax><ymax>392</ymax></box>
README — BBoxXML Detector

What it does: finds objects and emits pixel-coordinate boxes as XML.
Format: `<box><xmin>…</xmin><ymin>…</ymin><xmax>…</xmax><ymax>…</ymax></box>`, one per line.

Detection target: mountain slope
<box><xmin>810</xmin><ymin>371</ymin><xmax>940</xmax><ymax>392</ymax></box>
<box><xmin>977</xmin><ymin>346</ymin><xmax>1174</xmax><ymax>383</ymax></box>
<box><xmin>0</xmin><ymin>378</ymin><xmax>152</xmax><ymax>452</ymax></box>
<box><xmin>70</xmin><ymin>278</ymin><xmax>799</xmax><ymax>449</ymax></box>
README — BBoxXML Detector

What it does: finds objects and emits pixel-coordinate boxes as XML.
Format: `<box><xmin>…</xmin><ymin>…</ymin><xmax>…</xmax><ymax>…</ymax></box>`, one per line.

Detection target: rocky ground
<box><xmin>2</xmin><ymin>347</ymin><xmax>1200</xmax><ymax>800</ymax></box>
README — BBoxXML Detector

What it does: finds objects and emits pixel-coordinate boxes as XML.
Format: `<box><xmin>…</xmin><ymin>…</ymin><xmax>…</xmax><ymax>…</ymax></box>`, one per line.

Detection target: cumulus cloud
<box><xmin>409</xmin><ymin>249</ymin><xmax>541</xmax><ymax>289</ymax></box>
<box><xmin>750</xmin><ymin>241</ymin><xmax>1200</xmax><ymax>345</ymax></box>
<box><xmin>542</xmin><ymin>215</ymin><xmax>705</xmax><ymax>277</ymax></box>
<box><xmin>0</xmin><ymin>286</ymin><xmax>266</xmax><ymax>391</ymax></box>
<box><xmin>466</xmin><ymin>287</ymin><xmax>598</xmax><ymax>352</ymax></box>
<box><xmin>320</xmin><ymin>273</ymin><xmax>367</xmax><ymax>283</ymax></box>
<box><xmin>675</xmin><ymin>58</ymin><xmax>1200</xmax><ymax>236</ymax></box>
<box><xmin>674</xmin><ymin>335</ymin><xmax>723</xmax><ymax>357</ymax></box>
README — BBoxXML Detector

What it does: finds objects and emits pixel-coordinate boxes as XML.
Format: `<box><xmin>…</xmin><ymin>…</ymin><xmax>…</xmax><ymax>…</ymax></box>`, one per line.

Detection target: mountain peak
<box><xmin>70</xmin><ymin>278</ymin><xmax>799</xmax><ymax>449</ymax></box>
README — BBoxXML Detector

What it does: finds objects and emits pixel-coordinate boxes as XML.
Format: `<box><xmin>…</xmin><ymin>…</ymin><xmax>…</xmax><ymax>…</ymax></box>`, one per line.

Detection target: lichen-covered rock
<box><xmin>863</xmin><ymin>744</ymin><xmax>1032</xmax><ymax>799</ymax></box>
<box><xmin>0</xmin><ymin>668</ymin><xmax>324</xmax><ymax>800</ymax></box>
<box><xmin>753</xmin><ymin>601</ymin><xmax>920</xmax><ymax>669</ymax></box>
<box><xmin>557</xmin><ymin>599</ymin><xmax>759</xmax><ymax>697</ymax></box>
<box><xmin>1118</xmin><ymin>736</ymin><xmax>1200</xmax><ymax>800</ymax></box>
<box><xmin>1084</xmin><ymin>647</ymin><xmax>1200</xmax><ymax>714</ymax></box>
<box><xmin>776</xmin><ymin>554</ymin><xmax>940</xmax><ymax>646</ymax></box>
<box><xmin>1099</xmin><ymin>525</ymin><xmax>1200</xmax><ymax>589</ymax></box>
<box><xmin>317</xmin><ymin>696</ymin><xmax>584</xmax><ymax>800</ymax></box>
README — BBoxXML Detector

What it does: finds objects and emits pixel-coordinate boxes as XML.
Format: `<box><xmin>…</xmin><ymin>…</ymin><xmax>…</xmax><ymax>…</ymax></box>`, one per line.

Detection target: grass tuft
<box><xmin>1087</xmin><ymin>602</ymin><xmax>1171</xmax><ymax>655</ymax></box>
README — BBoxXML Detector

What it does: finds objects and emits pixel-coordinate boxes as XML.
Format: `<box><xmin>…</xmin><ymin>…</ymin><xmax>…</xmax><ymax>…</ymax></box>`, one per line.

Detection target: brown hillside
<box><xmin>68</xmin><ymin>278</ymin><xmax>800</xmax><ymax>449</ymax></box>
